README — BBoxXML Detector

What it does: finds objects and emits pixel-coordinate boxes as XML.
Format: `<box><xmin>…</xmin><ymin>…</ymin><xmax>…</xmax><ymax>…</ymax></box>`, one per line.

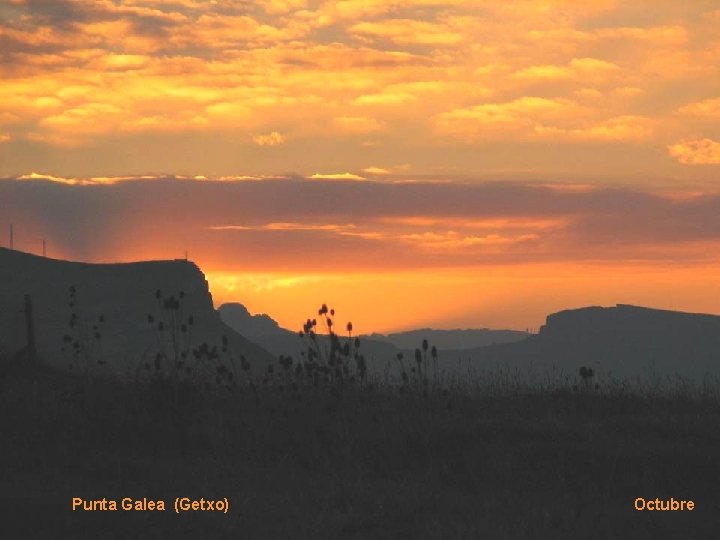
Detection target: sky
<box><xmin>1</xmin><ymin>1</ymin><xmax>720</xmax><ymax>333</ymax></box>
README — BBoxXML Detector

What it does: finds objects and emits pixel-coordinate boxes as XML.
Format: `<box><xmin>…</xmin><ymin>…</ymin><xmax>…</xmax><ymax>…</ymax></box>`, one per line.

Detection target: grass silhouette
<box><xmin>1</xmin><ymin>303</ymin><xmax>719</xmax><ymax>538</ymax></box>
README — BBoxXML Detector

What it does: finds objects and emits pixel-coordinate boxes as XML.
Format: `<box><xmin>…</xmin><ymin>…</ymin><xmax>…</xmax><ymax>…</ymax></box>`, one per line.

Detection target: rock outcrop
<box><xmin>440</xmin><ymin>304</ymin><xmax>720</xmax><ymax>382</ymax></box>
<box><xmin>0</xmin><ymin>248</ymin><xmax>274</xmax><ymax>378</ymax></box>
<box><xmin>535</xmin><ymin>304</ymin><xmax>720</xmax><ymax>378</ymax></box>
<box><xmin>218</xmin><ymin>302</ymin><xmax>398</xmax><ymax>364</ymax></box>
<box><xmin>218</xmin><ymin>303</ymin><xmax>286</xmax><ymax>339</ymax></box>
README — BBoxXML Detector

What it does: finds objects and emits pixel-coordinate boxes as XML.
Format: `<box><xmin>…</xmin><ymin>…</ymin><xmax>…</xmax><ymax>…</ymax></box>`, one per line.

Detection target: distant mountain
<box><xmin>217</xmin><ymin>302</ymin><xmax>398</xmax><ymax>361</ymax></box>
<box><xmin>218</xmin><ymin>303</ymin><xmax>286</xmax><ymax>338</ymax></box>
<box><xmin>363</xmin><ymin>328</ymin><xmax>528</xmax><ymax>351</ymax></box>
<box><xmin>438</xmin><ymin>304</ymin><xmax>720</xmax><ymax>382</ymax></box>
<box><xmin>218</xmin><ymin>301</ymin><xmax>720</xmax><ymax>382</ymax></box>
<box><xmin>218</xmin><ymin>302</ymin><xmax>528</xmax><ymax>355</ymax></box>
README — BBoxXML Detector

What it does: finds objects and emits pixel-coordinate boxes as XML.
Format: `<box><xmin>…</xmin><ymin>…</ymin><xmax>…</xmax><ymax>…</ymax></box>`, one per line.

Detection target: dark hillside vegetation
<box><xmin>1</xmin><ymin>351</ymin><xmax>719</xmax><ymax>539</ymax></box>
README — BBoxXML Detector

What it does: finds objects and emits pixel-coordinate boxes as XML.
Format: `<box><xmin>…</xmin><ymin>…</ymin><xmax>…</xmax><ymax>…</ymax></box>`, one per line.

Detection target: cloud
<box><xmin>14</xmin><ymin>172</ymin><xmax>257</xmax><ymax>185</ymax></box>
<box><xmin>309</xmin><ymin>172</ymin><xmax>366</xmax><ymax>180</ymax></box>
<box><xmin>596</xmin><ymin>25</ymin><xmax>688</xmax><ymax>46</ymax></box>
<box><xmin>5</xmin><ymin>176</ymin><xmax>720</xmax><ymax>274</ymax></box>
<box><xmin>363</xmin><ymin>166</ymin><xmax>391</xmax><ymax>176</ymax></box>
<box><xmin>204</xmin><ymin>271</ymin><xmax>324</xmax><ymax>294</ymax></box>
<box><xmin>1</xmin><ymin>0</ymin><xmax>718</xmax><ymax>180</ymax></box>
<box><xmin>261</xmin><ymin>0</ymin><xmax>307</xmax><ymax>15</ymax></box>
<box><xmin>614</xmin><ymin>87</ymin><xmax>642</xmax><ymax>97</ymax></box>
<box><xmin>101</xmin><ymin>53</ymin><xmax>150</xmax><ymax>71</ymax></box>
<box><xmin>437</xmin><ymin>95</ymin><xmax>656</xmax><ymax>142</ymax></box>
<box><xmin>362</xmin><ymin>164</ymin><xmax>411</xmax><ymax>176</ymax></box>
<box><xmin>513</xmin><ymin>57</ymin><xmax>619</xmax><ymax>82</ymax></box>
<box><xmin>677</xmin><ymin>97</ymin><xmax>720</xmax><ymax>118</ymax></box>
<box><xmin>436</xmin><ymin>97</ymin><xmax>587</xmax><ymax>140</ymax></box>
<box><xmin>209</xmin><ymin>222</ymin><xmax>355</xmax><ymax>232</ymax></box>
<box><xmin>349</xmin><ymin>19</ymin><xmax>463</xmax><ymax>45</ymax></box>
<box><xmin>332</xmin><ymin>116</ymin><xmax>383</xmax><ymax>134</ymax></box>
<box><xmin>377</xmin><ymin>216</ymin><xmax>568</xmax><ymax>230</ymax></box>
<box><xmin>396</xmin><ymin>231</ymin><xmax>540</xmax><ymax>252</ymax></box>
<box><xmin>534</xmin><ymin>115</ymin><xmax>654</xmax><ymax>141</ymax></box>
<box><xmin>440</xmin><ymin>97</ymin><xmax>571</xmax><ymax>124</ymax></box>
<box><xmin>352</xmin><ymin>92</ymin><xmax>417</xmax><ymax>106</ymax></box>
<box><xmin>252</xmin><ymin>131</ymin><xmax>285</xmax><ymax>146</ymax></box>
<box><xmin>667</xmin><ymin>139</ymin><xmax>720</xmax><ymax>165</ymax></box>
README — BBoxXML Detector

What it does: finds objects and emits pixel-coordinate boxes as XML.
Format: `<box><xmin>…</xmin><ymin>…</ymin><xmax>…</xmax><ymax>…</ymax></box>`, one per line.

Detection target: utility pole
<box><xmin>42</xmin><ymin>239</ymin><xmax>47</xmax><ymax>257</ymax></box>
<box><xmin>9</xmin><ymin>223</ymin><xmax>13</xmax><ymax>249</ymax></box>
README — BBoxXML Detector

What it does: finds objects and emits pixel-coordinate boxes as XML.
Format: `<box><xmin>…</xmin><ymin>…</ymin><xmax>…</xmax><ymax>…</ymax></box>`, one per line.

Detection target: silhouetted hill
<box><xmin>218</xmin><ymin>302</ymin><xmax>397</xmax><ymax>362</ymax></box>
<box><xmin>363</xmin><ymin>328</ymin><xmax>528</xmax><ymax>350</ymax></box>
<box><xmin>439</xmin><ymin>304</ymin><xmax>720</xmax><ymax>381</ymax></box>
<box><xmin>0</xmin><ymin>248</ymin><xmax>273</xmax><ymax>377</ymax></box>
<box><xmin>218</xmin><ymin>303</ymin><xmax>285</xmax><ymax>337</ymax></box>
<box><xmin>217</xmin><ymin>302</ymin><xmax>541</xmax><ymax>375</ymax></box>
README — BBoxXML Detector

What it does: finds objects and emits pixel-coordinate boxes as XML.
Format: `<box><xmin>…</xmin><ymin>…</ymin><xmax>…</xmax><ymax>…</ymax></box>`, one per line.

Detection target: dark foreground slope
<box><xmin>0</xmin><ymin>248</ymin><xmax>273</xmax><ymax>377</ymax></box>
<box><xmin>1</xmin><ymin>365</ymin><xmax>719</xmax><ymax>539</ymax></box>
<box><xmin>439</xmin><ymin>304</ymin><xmax>720</xmax><ymax>382</ymax></box>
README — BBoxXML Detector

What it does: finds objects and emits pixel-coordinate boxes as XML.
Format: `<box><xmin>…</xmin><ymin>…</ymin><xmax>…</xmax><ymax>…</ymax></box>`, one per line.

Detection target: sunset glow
<box><xmin>2</xmin><ymin>1</ymin><xmax>720</xmax><ymax>332</ymax></box>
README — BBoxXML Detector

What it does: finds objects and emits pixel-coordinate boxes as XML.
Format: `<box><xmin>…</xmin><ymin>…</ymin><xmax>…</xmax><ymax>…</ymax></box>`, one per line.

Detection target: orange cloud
<box><xmin>352</xmin><ymin>92</ymin><xmax>417</xmax><ymax>106</ymax></box>
<box><xmin>534</xmin><ymin>115</ymin><xmax>654</xmax><ymax>141</ymax></box>
<box><xmin>377</xmin><ymin>216</ymin><xmax>568</xmax><ymax>231</ymax></box>
<box><xmin>0</xmin><ymin>0</ymin><xmax>718</xmax><ymax>181</ymax></box>
<box><xmin>333</xmin><ymin>116</ymin><xmax>384</xmax><ymax>134</ymax></box>
<box><xmin>513</xmin><ymin>57</ymin><xmax>619</xmax><ymax>82</ymax></box>
<box><xmin>668</xmin><ymin>139</ymin><xmax>720</xmax><ymax>165</ymax></box>
<box><xmin>209</xmin><ymin>223</ymin><xmax>356</xmax><ymax>233</ymax></box>
<box><xmin>596</xmin><ymin>25</ymin><xmax>688</xmax><ymax>46</ymax></box>
<box><xmin>436</xmin><ymin>97</ymin><xmax>588</xmax><ymax>140</ymax></box>
<box><xmin>397</xmin><ymin>231</ymin><xmax>540</xmax><ymax>252</ymax></box>
<box><xmin>252</xmin><ymin>131</ymin><xmax>285</xmax><ymax>146</ymax></box>
<box><xmin>310</xmin><ymin>172</ymin><xmax>367</xmax><ymax>180</ymax></box>
<box><xmin>350</xmin><ymin>19</ymin><xmax>463</xmax><ymax>45</ymax></box>
<box><xmin>363</xmin><ymin>166</ymin><xmax>391</xmax><ymax>176</ymax></box>
<box><xmin>678</xmin><ymin>97</ymin><xmax>720</xmax><ymax>118</ymax></box>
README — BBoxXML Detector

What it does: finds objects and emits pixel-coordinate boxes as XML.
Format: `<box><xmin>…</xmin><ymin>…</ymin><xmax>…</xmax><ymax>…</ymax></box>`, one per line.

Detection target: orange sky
<box><xmin>3</xmin><ymin>175</ymin><xmax>720</xmax><ymax>332</ymax></box>
<box><xmin>1</xmin><ymin>1</ymin><xmax>720</xmax><ymax>332</ymax></box>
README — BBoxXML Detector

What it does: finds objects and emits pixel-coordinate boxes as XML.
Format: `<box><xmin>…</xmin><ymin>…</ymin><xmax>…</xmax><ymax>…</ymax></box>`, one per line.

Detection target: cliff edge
<box><xmin>0</xmin><ymin>248</ymin><xmax>274</xmax><ymax>377</ymax></box>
